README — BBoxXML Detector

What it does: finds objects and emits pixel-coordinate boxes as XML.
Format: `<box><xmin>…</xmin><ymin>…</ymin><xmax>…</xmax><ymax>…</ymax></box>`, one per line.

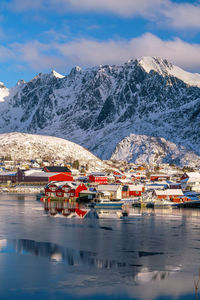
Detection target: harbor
<box><xmin>0</xmin><ymin>192</ymin><xmax>200</xmax><ymax>300</ymax></box>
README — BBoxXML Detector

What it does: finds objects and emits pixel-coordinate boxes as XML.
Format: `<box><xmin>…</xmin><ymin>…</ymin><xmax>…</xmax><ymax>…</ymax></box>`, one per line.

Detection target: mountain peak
<box><xmin>137</xmin><ymin>56</ymin><xmax>200</xmax><ymax>87</ymax></box>
<box><xmin>138</xmin><ymin>56</ymin><xmax>173</xmax><ymax>74</ymax></box>
<box><xmin>16</xmin><ymin>79</ymin><xmax>25</xmax><ymax>86</ymax></box>
<box><xmin>51</xmin><ymin>70</ymin><xmax>64</xmax><ymax>79</ymax></box>
<box><xmin>0</xmin><ymin>81</ymin><xmax>6</xmax><ymax>89</ymax></box>
<box><xmin>69</xmin><ymin>66</ymin><xmax>82</xmax><ymax>76</ymax></box>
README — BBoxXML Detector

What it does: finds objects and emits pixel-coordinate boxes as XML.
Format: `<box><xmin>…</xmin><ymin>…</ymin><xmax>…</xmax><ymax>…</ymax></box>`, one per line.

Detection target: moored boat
<box><xmin>94</xmin><ymin>199</ymin><xmax>123</xmax><ymax>209</ymax></box>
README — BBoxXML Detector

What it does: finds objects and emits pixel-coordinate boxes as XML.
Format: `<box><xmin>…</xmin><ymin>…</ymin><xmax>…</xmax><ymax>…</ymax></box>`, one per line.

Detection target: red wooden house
<box><xmin>122</xmin><ymin>185</ymin><xmax>145</xmax><ymax>198</ymax></box>
<box><xmin>45</xmin><ymin>181</ymin><xmax>87</xmax><ymax>199</ymax></box>
<box><xmin>88</xmin><ymin>173</ymin><xmax>108</xmax><ymax>184</ymax></box>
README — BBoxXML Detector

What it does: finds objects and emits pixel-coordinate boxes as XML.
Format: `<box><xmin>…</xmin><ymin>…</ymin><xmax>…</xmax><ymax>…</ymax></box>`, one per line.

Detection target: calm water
<box><xmin>0</xmin><ymin>194</ymin><xmax>200</xmax><ymax>299</ymax></box>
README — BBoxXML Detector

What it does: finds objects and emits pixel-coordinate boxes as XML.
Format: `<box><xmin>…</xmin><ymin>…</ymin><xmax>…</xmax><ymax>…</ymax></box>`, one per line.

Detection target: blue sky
<box><xmin>1</xmin><ymin>0</ymin><xmax>200</xmax><ymax>87</ymax></box>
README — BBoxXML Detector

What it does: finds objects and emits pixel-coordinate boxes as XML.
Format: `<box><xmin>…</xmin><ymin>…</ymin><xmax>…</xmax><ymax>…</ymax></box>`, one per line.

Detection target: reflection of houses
<box><xmin>96</xmin><ymin>184</ymin><xmax>122</xmax><ymax>200</ymax></box>
<box><xmin>181</xmin><ymin>172</ymin><xmax>200</xmax><ymax>192</ymax></box>
<box><xmin>122</xmin><ymin>185</ymin><xmax>145</xmax><ymax>198</ymax></box>
<box><xmin>45</xmin><ymin>181</ymin><xmax>87</xmax><ymax>198</ymax></box>
<box><xmin>6</xmin><ymin>239</ymin><xmax>128</xmax><ymax>270</ymax></box>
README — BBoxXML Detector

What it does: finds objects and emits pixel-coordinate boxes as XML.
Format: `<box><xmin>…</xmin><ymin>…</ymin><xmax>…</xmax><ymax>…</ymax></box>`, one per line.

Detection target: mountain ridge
<box><xmin>0</xmin><ymin>56</ymin><xmax>200</xmax><ymax>166</ymax></box>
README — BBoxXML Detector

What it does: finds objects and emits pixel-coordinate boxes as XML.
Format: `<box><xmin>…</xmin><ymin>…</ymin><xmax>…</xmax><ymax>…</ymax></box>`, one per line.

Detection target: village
<box><xmin>0</xmin><ymin>156</ymin><xmax>200</xmax><ymax>217</ymax></box>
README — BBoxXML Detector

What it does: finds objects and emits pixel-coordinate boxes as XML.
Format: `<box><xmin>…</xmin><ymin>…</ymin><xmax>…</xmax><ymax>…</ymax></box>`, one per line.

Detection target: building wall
<box><xmin>89</xmin><ymin>175</ymin><xmax>108</xmax><ymax>184</ymax></box>
<box><xmin>129</xmin><ymin>191</ymin><xmax>142</xmax><ymax>197</ymax></box>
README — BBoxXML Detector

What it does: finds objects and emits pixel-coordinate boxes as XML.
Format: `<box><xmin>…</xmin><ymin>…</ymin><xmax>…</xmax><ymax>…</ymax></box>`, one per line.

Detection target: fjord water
<box><xmin>0</xmin><ymin>194</ymin><xmax>200</xmax><ymax>299</ymax></box>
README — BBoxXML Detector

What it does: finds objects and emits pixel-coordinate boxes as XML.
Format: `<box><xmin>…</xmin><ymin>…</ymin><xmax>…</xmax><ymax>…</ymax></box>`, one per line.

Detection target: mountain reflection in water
<box><xmin>0</xmin><ymin>239</ymin><xmax>127</xmax><ymax>269</ymax></box>
<box><xmin>0</xmin><ymin>238</ymin><xmax>178</xmax><ymax>284</ymax></box>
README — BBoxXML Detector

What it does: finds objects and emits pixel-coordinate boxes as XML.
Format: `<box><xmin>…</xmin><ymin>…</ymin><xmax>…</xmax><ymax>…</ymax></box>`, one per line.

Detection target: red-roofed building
<box><xmin>44</xmin><ymin>181</ymin><xmax>87</xmax><ymax>199</ymax></box>
<box><xmin>88</xmin><ymin>173</ymin><xmax>108</xmax><ymax>184</ymax></box>
<box><xmin>49</xmin><ymin>173</ymin><xmax>74</xmax><ymax>182</ymax></box>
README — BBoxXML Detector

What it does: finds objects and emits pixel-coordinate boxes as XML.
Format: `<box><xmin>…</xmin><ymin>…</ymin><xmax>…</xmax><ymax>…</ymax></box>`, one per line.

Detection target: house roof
<box><xmin>155</xmin><ymin>189</ymin><xmax>183</xmax><ymax>196</ymax></box>
<box><xmin>150</xmin><ymin>174</ymin><xmax>171</xmax><ymax>177</ymax></box>
<box><xmin>44</xmin><ymin>166</ymin><xmax>71</xmax><ymax>173</ymax></box>
<box><xmin>25</xmin><ymin>171</ymin><xmax>57</xmax><ymax>178</ymax></box>
<box><xmin>0</xmin><ymin>171</ymin><xmax>16</xmax><ymax>176</ymax></box>
<box><xmin>48</xmin><ymin>181</ymin><xmax>83</xmax><ymax>189</ymax></box>
<box><xmin>129</xmin><ymin>185</ymin><xmax>144</xmax><ymax>191</ymax></box>
<box><xmin>185</xmin><ymin>172</ymin><xmax>200</xmax><ymax>177</ymax></box>
<box><xmin>97</xmin><ymin>184</ymin><xmax>121</xmax><ymax>192</ymax></box>
<box><xmin>184</xmin><ymin>172</ymin><xmax>200</xmax><ymax>181</ymax></box>
<box><xmin>89</xmin><ymin>172</ymin><xmax>106</xmax><ymax>177</ymax></box>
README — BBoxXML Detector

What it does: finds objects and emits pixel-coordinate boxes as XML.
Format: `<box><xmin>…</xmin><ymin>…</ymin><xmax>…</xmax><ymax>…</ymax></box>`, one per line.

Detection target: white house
<box><xmin>96</xmin><ymin>184</ymin><xmax>122</xmax><ymax>200</ymax></box>
<box><xmin>181</xmin><ymin>172</ymin><xmax>200</xmax><ymax>192</ymax></box>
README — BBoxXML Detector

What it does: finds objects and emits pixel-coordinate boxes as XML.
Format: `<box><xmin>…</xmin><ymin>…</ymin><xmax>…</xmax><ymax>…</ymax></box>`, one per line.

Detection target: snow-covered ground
<box><xmin>0</xmin><ymin>132</ymin><xmax>108</xmax><ymax>171</ymax></box>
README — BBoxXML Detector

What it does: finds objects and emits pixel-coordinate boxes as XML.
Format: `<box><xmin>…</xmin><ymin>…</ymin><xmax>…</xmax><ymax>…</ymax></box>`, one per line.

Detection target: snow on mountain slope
<box><xmin>111</xmin><ymin>133</ymin><xmax>200</xmax><ymax>167</ymax></box>
<box><xmin>0</xmin><ymin>57</ymin><xmax>200</xmax><ymax>166</ymax></box>
<box><xmin>0</xmin><ymin>82</ymin><xmax>9</xmax><ymax>102</ymax></box>
<box><xmin>138</xmin><ymin>56</ymin><xmax>200</xmax><ymax>87</ymax></box>
<box><xmin>0</xmin><ymin>132</ymin><xmax>108</xmax><ymax>171</ymax></box>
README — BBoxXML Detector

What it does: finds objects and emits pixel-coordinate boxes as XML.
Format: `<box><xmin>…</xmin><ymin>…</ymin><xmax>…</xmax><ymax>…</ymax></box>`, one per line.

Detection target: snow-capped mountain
<box><xmin>0</xmin><ymin>132</ymin><xmax>108</xmax><ymax>171</ymax></box>
<box><xmin>111</xmin><ymin>133</ymin><xmax>200</xmax><ymax>167</ymax></box>
<box><xmin>0</xmin><ymin>56</ymin><xmax>200</xmax><ymax>166</ymax></box>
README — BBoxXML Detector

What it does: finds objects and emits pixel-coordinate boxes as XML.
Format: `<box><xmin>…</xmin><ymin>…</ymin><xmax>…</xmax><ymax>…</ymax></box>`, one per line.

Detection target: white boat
<box><xmin>153</xmin><ymin>199</ymin><xmax>175</xmax><ymax>208</ymax></box>
<box><xmin>94</xmin><ymin>199</ymin><xmax>123</xmax><ymax>209</ymax></box>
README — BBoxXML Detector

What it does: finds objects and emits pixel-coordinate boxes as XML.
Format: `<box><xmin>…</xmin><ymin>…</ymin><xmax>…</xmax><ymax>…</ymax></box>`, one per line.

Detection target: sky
<box><xmin>1</xmin><ymin>0</ymin><xmax>200</xmax><ymax>87</ymax></box>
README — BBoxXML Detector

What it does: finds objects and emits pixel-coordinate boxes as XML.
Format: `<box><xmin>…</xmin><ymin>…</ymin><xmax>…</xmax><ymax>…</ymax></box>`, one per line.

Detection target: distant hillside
<box><xmin>0</xmin><ymin>132</ymin><xmax>108</xmax><ymax>171</ymax></box>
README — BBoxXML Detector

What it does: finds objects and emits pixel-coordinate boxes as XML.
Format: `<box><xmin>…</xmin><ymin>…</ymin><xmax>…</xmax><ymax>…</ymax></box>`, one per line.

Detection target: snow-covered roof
<box><xmin>150</xmin><ymin>174</ymin><xmax>171</xmax><ymax>177</ymax></box>
<box><xmin>186</xmin><ymin>172</ymin><xmax>200</xmax><ymax>179</ymax></box>
<box><xmin>129</xmin><ymin>185</ymin><xmax>144</xmax><ymax>191</ymax></box>
<box><xmin>89</xmin><ymin>173</ymin><xmax>106</xmax><ymax>177</ymax></box>
<box><xmin>155</xmin><ymin>189</ymin><xmax>183</xmax><ymax>196</ymax></box>
<box><xmin>146</xmin><ymin>182</ymin><xmax>168</xmax><ymax>187</ymax></box>
<box><xmin>0</xmin><ymin>171</ymin><xmax>16</xmax><ymax>176</ymax></box>
<box><xmin>26</xmin><ymin>171</ymin><xmax>57</xmax><ymax>178</ymax></box>
<box><xmin>48</xmin><ymin>181</ymin><xmax>81</xmax><ymax>189</ymax></box>
<box><xmin>97</xmin><ymin>184</ymin><xmax>121</xmax><ymax>192</ymax></box>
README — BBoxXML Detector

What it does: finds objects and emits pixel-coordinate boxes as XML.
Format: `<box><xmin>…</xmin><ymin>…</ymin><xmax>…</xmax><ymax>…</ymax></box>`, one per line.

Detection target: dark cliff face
<box><xmin>0</xmin><ymin>58</ymin><xmax>200</xmax><ymax>161</ymax></box>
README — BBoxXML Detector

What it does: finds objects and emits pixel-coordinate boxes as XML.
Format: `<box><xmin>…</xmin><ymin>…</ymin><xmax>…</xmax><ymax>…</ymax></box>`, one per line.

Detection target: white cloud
<box><xmin>50</xmin><ymin>0</ymin><xmax>163</xmax><ymax>18</ymax></box>
<box><xmin>6</xmin><ymin>0</ymin><xmax>200</xmax><ymax>30</ymax></box>
<box><xmin>11</xmin><ymin>41</ymin><xmax>64</xmax><ymax>70</ymax></box>
<box><xmin>0</xmin><ymin>45</ymin><xmax>15</xmax><ymax>61</ymax></box>
<box><xmin>54</xmin><ymin>33</ymin><xmax>200</xmax><ymax>72</ymax></box>
<box><xmin>161</xmin><ymin>2</ymin><xmax>200</xmax><ymax>29</ymax></box>
<box><xmin>8</xmin><ymin>33</ymin><xmax>200</xmax><ymax>74</ymax></box>
<box><xmin>7</xmin><ymin>0</ymin><xmax>46</xmax><ymax>12</ymax></box>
